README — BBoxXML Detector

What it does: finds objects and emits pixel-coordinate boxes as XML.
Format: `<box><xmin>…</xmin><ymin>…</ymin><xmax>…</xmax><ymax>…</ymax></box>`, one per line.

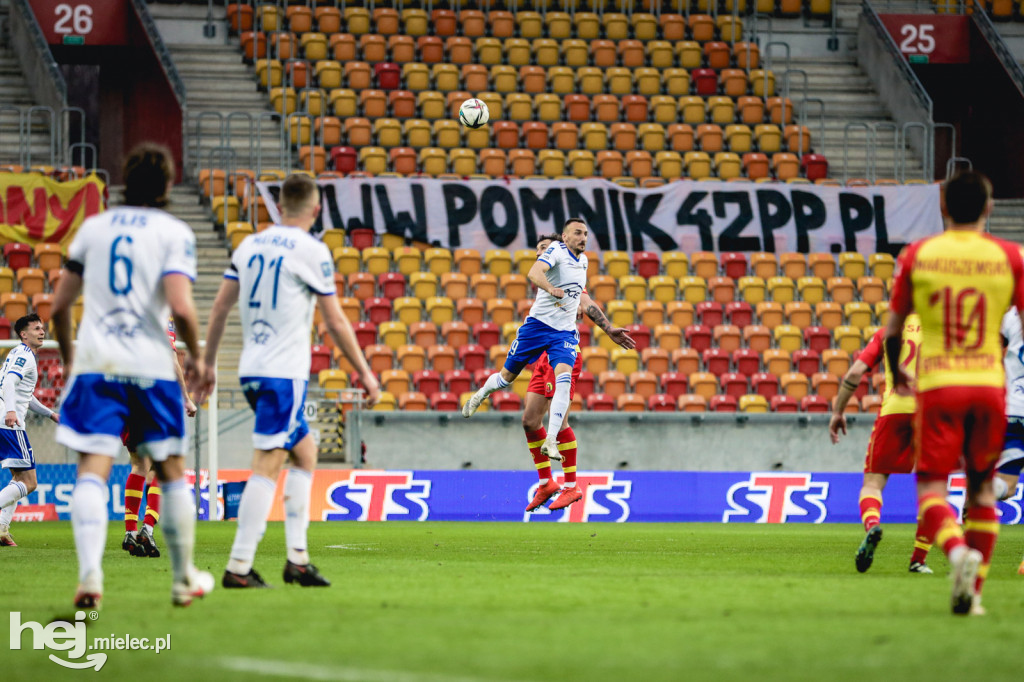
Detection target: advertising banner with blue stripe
<box><xmin>10</xmin><ymin>465</ymin><xmax>1024</xmax><ymax>524</ymax></box>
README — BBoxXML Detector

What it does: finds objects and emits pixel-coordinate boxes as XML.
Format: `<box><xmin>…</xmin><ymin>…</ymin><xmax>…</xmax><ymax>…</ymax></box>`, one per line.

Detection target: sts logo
<box><xmin>525</xmin><ymin>473</ymin><xmax>631</xmax><ymax>523</ymax></box>
<box><xmin>323</xmin><ymin>471</ymin><xmax>431</xmax><ymax>521</ymax></box>
<box><xmin>723</xmin><ymin>473</ymin><xmax>829</xmax><ymax>523</ymax></box>
<box><xmin>947</xmin><ymin>474</ymin><xmax>1024</xmax><ymax>524</ymax></box>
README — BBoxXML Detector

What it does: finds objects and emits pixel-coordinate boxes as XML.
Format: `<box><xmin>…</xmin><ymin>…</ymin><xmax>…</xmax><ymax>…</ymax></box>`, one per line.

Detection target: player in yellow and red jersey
<box><xmin>830</xmin><ymin>315</ymin><xmax>933</xmax><ymax>574</ymax></box>
<box><xmin>886</xmin><ymin>171</ymin><xmax>1024</xmax><ymax>615</ymax></box>
<box><xmin>521</xmin><ymin>234</ymin><xmax>633</xmax><ymax>513</ymax></box>
<box><xmin>121</xmin><ymin>320</ymin><xmax>197</xmax><ymax>558</ymax></box>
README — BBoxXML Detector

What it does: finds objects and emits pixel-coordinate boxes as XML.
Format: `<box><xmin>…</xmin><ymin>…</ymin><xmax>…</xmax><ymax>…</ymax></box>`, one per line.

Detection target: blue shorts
<box><xmin>504</xmin><ymin>317</ymin><xmax>579</xmax><ymax>376</ymax></box>
<box><xmin>56</xmin><ymin>374</ymin><xmax>185</xmax><ymax>460</ymax></box>
<box><xmin>241</xmin><ymin>376</ymin><xmax>310</xmax><ymax>451</ymax></box>
<box><xmin>0</xmin><ymin>429</ymin><xmax>34</xmax><ymax>471</ymax></box>
<box><xmin>998</xmin><ymin>417</ymin><xmax>1024</xmax><ymax>475</ymax></box>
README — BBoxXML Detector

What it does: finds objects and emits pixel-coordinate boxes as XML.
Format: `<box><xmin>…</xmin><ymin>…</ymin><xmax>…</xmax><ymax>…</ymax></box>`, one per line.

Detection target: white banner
<box><xmin>256</xmin><ymin>177</ymin><xmax>943</xmax><ymax>256</ymax></box>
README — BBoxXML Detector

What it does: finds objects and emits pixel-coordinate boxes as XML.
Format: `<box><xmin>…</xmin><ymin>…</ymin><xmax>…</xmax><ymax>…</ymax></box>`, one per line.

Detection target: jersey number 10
<box><xmin>930</xmin><ymin>286</ymin><xmax>986</xmax><ymax>351</ymax></box>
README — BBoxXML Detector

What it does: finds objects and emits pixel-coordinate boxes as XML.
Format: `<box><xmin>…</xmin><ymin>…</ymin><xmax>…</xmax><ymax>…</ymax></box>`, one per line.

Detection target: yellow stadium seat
<box><xmin>797</xmin><ymin>276</ymin><xmax>825</xmax><ymax>304</ymax></box>
<box><xmin>648</xmin><ymin>275</ymin><xmax>676</xmax><ymax>304</ymax></box>
<box><xmin>738</xmin><ymin>276</ymin><xmax>766</xmax><ymax>304</ymax></box>
<box><xmin>333</xmin><ymin>247</ymin><xmax>360</xmax><ymax>275</ymax></box>
<box><xmin>663</xmin><ymin>252</ymin><xmax>689</xmax><ymax>279</ymax></box>
<box><xmin>773</xmin><ymin>324</ymin><xmax>802</xmax><ymax>352</ymax></box>
<box><xmin>424</xmin><ymin>248</ymin><xmax>454</xmax><ymax>276</ymax></box>
<box><xmin>834</xmin><ymin>326</ymin><xmax>863</xmax><ymax>354</ymax></box>
<box><xmin>426</xmin><ymin>297</ymin><xmax>456</xmax><ymax>325</ymax></box>
<box><xmin>679</xmin><ymin>276</ymin><xmax>708</xmax><ymax>304</ymax></box>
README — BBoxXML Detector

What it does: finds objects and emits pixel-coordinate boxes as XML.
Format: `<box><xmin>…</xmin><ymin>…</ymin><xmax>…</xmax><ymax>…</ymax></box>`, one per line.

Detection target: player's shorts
<box><xmin>241</xmin><ymin>376</ymin><xmax>310</xmax><ymax>451</ymax></box>
<box><xmin>863</xmin><ymin>413</ymin><xmax>914</xmax><ymax>474</ymax></box>
<box><xmin>56</xmin><ymin>373</ymin><xmax>185</xmax><ymax>461</ymax></box>
<box><xmin>997</xmin><ymin>416</ymin><xmax>1024</xmax><ymax>476</ymax></box>
<box><xmin>527</xmin><ymin>352</ymin><xmax>583</xmax><ymax>399</ymax></box>
<box><xmin>914</xmin><ymin>386</ymin><xmax>1006</xmax><ymax>477</ymax></box>
<box><xmin>504</xmin><ymin>317</ymin><xmax>579</xmax><ymax>376</ymax></box>
<box><xmin>0</xmin><ymin>428</ymin><xmax>35</xmax><ymax>471</ymax></box>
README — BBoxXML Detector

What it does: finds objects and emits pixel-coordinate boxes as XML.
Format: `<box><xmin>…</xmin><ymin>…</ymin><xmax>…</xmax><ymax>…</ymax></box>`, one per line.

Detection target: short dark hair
<box><xmin>563</xmin><ymin>218</ymin><xmax>587</xmax><ymax>231</ymax></box>
<box><xmin>943</xmin><ymin>171</ymin><xmax>992</xmax><ymax>224</ymax></box>
<box><xmin>280</xmin><ymin>173</ymin><xmax>320</xmax><ymax>215</ymax></box>
<box><xmin>123</xmin><ymin>142</ymin><xmax>174</xmax><ymax>208</ymax></box>
<box><xmin>535</xmin><ymin>233</ymin><xmax>561</xmax><ymax>247</ymax></box>
<box><xmin>14</xmin><ymin>314</ymin><xmax>41</xmax><ymax>339</ymax></box>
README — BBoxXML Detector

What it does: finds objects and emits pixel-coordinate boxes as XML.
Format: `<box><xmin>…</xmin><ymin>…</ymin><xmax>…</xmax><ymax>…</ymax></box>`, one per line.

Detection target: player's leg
<box><xmin>72</xmin><ymin>453</ymin><xmax>115</xmax><ymax>609</ymax></box>
<box><xmin>540</xmin><ymin>364</ymin><xmax>573</xmax><ymax>459</ymax></box>
<box><xmin>224</xmin><ymin>447</ymin><xmax>287</xmax><ymax>588</ymax></box>
<box><xmin>522</xmin><ymin>391</ymin><xmax>558</xmax><ymax>511</ymax></box>
<box><xmin>549</xmin><ymin>411</ymin><xmax>583</xmax><ymax>511</ymax></box>
<box><xmin>138</xmin><ymin>464</ymin><xmax>162</xmax><ymax>558</ymax></box>
<box><xmin>465</xmin><ymin>319</ymin><xmax>550</xmax><ymax>417</ymax></box>
<box><xmin>281</xmin><ymin>433</ymin><xmax>330</xmax><ymax>586</ymax></box>
<box><xmin>0</xmin><ymin>466</ymin><xmax>37</xmax><ymax>546</ymax></box>
<box><xmin>913</xmin><ymin>389</ymin><xmax>980</xmax><ymax>614</ymax></box>
<box><xmin>959</xmin><ymin>392</ymin><xmax>1007</xmax><ymax>614</ymax></box>
<box><xmin>123</xmin><ymin>449</ymin><xmax>146</xmax><ymax>553</ymax></box>
<box><xmin>854</xmin><ymin>472</ymin><xmax>887</xmax><ymax>573</ymax></box>
<box><xmin>152</xmin><ymin>453</ymin><xmax>213</xmax><ymax>606</ymax></box>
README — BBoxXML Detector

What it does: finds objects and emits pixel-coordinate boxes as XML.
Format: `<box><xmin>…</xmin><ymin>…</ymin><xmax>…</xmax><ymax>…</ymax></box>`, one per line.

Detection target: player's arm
<box><xmin>198</xmin><ymin>277</ymin><xmax>240</xmax><ymax>403</ymax></box>
<box><xmin>829</xmin><ymin>359</ymin><xmax>870</xmax><ymax>444</ymax></box>
<box><xmin>884</xmin><ymin>246</ymin><xmax>914</xmax><ymax>395</ymax></box>
<box><xmin>172</xmin><ymin>352</ymin><xmax>197</xmax><ymax>417</ymax></box>
<box><xmin>165</xmin><ymin>273</ymin><xmax>205</xmax><ymax>399</ymax></box>
<box><xmin>2</xmin><ymin>372</ymin><xmax>21</xmax><ymax>427</ymax></box>
<box><xmin>527</xmin><ymin>259</ymin><xmax>564</xmax><ymax>299</ymax></box>
<box><xmin>50</xmin><ymin>266</ymin><xmax>84</xmax><ymax>370</ymax></box>
<box><xmin>318</xmin><ymin>293</ymin><xmax>381</xmax><ymax>406</ymax></box>
<box><xmin>580</xmin><ymin>291</ymin><xmax>635</xmax><ymax>350</ymax></box>
<box><xmin>28</xmin><ymin>396</ymin><xmax>58</xmax><ymax>423</ymax></box>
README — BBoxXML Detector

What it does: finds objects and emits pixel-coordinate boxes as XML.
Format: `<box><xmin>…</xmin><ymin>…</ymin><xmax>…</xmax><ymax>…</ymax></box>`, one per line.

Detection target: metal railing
<box><xmin>861</xmin><ymin>1</ymin><xmax>933</xmax><ymax>119</ymax></box>
<box><xmin>8</xmin><ymin>0</ymin><xmax>67</xmax><ymax>112</ymax></box>
<box><xmin>972</xmin><ymin>7</ymin><xmax>1024</xmax><ymax>100</ymax></box>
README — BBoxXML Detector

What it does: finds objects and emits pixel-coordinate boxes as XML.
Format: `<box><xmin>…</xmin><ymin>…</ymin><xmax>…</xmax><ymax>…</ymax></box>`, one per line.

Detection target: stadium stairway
<box><xmin>990</xmin><ymin>200</ymin><xmax>1024</xmax><ymax>243</ymax></box>
<box><xmin>0</xmin><ymin>2</ymin><xmax>55</xmax><ymax>169</ymax></box>
<box><xmin>788</xmin><ymin>55</ymin><xmax>926</xmax><ymax>182</ymax></box>
<box><xmin>152</xmin><ymin>3</ymin><xmax>285</xmax><ymax>172</ymax></box>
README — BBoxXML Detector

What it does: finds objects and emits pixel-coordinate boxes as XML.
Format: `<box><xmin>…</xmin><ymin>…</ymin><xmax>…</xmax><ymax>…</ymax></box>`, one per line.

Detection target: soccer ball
<box><xmin>459</xmin><ymin>98</ymin><xmax>490</xmax><ymax>129</ymax></box>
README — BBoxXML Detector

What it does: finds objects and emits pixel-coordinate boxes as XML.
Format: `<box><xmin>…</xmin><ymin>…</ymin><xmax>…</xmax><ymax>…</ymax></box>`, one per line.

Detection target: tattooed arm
<box><xmin>580</xmin><ymin>292</ymin><xmax>636</xmax><ymax>350</ymax></box>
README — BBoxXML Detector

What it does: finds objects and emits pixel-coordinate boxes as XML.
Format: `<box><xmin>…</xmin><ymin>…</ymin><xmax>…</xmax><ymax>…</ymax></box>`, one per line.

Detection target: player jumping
<box><xmin>200</xmin><ymin>173</ymin><xmax>380</xmax><ymax>589</ymax></box>
<box><xmin>52</xmin><ymin>142</ymin><xmax>213</xmax><ymax>608</ymax></box>
<box><xmin>830</xmin><ymin>315</ymin><xmax>933</xmax><ymax>574</ymax></box>
<box><xmin>464</xmin><ymin>219</ymin><xmax>627</xmax><ymax>465</ymax></box>
<box><xmin>886</xmin><ymin>170</ymin><xmax>1024</xmax><ymax>615</ymax></box>
<box><xmin>122</xmin><ymin>320</ymin><xmax>198</xmax><ymax>558</ymax></box>
<box><xmin>522</xmin><ymin>234</ymin><xmax>634</xmax><ymax>512</ymax></box>
<box><xmin>993</xmin><ymin>307</ymin><xmax>1024</xmax><ymax>574</ymax></box>
<box><xmin>0</xmin><ymin>314</ymin><xmax>60</xmax><ymax>546</ymax></box>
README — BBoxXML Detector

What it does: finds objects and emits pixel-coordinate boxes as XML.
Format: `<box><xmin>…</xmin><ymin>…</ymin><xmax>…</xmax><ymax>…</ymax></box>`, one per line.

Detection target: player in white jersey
<box><xmin>995</xmin><ymin>308</ymin><xmax>1024</xmax><ymax>574</ymax></box>
<box><xmin>0</xmin><ymin>314</ymin><xmax>59</xmax><ymax>546</ymax></box>
<box><xmin>51</xmin><ymin>143</ymin><xmax>213</xmax><ymax>609</ymax></box>
<box><xmin>464</xmin><ymin>218</ymin><xmax>632</xmax><ymax>460</ymax></box>
<box><xmin>200</xmin><ymin>173</ymin><xmax>380</xmax><ymax>589</ymax></box>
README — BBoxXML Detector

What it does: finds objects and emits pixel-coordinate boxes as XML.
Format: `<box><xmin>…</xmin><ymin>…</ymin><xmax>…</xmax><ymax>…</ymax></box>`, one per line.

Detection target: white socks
<box><xmin>72</xmin><ymin>473</ymin><xmax>108</xmax><ymax>585</ymax></box>
<box><xmin>284</xmin><ymin>468</ymin><xmax>313</xmax><ymax>566</ymax></box>
<box><xmin>479</xmin><ymin>372</ymin><xmax>510</xmax><ymax>398</ymax></box>
<box><xmin>227</xmin><ymin>474</ymin><xmax>276</xmax><ymax>575</ymax></box>
<box><xmin>159</xmin><ymin>479</ymin><xmax>195</xmax><ymax>585</ymax></box>
<box><xmin>0</xmin><ymin>480</ymin><xmax>28</xmax><ymax>528</ymax></box>
<box><xmin>547</xmin><ymin>373</ymin><xmax>572</xmax><ymax>436</ymax></box>
<box><xmin>993</xmin><ymin>476</ymin><xmax>1009</xmax><ymax>500</ymax></box>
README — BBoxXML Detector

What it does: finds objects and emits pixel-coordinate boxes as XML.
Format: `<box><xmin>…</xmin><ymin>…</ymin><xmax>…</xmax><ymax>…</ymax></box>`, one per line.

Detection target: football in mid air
<box><xmin>458</xmin><ymin>98</ymin><xmax>490</xmax><ymax>129</ymax></box>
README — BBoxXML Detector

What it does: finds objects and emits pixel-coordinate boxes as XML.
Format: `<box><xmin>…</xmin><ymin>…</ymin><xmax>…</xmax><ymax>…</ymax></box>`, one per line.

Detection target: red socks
<box><xmin>144</xmin><ymin>483</ymin><xmax>161</xmax><ymax>528</ymax></box>
<box><xmin>964</xmin><ymin>505</ymin><xmax>999</xmax><ymax>594</ymax></box>
<box><xmin>557</xmin><ymin>427</ymin><xmax>577</xmax><ymax>486</ymax></box>
<box><xmin>525</xmin><ymin>428</ymin><xmax>551</xmax><ymax>483</ymax></box>
<box><xmin>919</xmin><ymin>493</ymin><xmax>966</xmax><ymax>557</ymax></box>
<box><xmin>910</xmin><ymin>510</ymin><xmax>933</xmax><ymax>565</ymax></box>
<box><xmin>124</xmin><ymin>473</ymin><xmax>145</xmax><ymax>533</ymax></box>
<box><xmin>858</xmin><ymin>492</ymin><xmax>882</xmax><ymax>532</ymax></box>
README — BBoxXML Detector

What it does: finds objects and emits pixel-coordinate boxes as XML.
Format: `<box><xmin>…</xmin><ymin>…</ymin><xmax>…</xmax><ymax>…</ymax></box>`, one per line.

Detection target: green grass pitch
<box><xmin>3</xmin><ymin>521</ymin><xmax>1024</xmax><ymax>681</ymax></box>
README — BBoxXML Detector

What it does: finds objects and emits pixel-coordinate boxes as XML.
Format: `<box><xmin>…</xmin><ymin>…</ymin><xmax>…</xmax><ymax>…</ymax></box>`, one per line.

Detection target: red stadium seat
<box><xmin>685</xmin><ymin>325</ymin><xmax>712</xmax><ymax>353</ymax></box>
<box><xmin>444</xmin><ymin>369</ymin><xmax>473</xmax><ymax>396</ymax></box>
<box><xmin>803</xmin><ymin>327</ymin><xmax>831</xmax><ymax>354</ymax></box>
<box><xmin>430</xmin><ymin>392</ymin><xmax>460</xmax><ymax>411</ymax></box>
<box><xmin>725</xmin><ymin>301</ymin><xmax>753</xmax><ymax>329</ymax></box>
<box><xmin>770</xmin><ymin>395</ymin><xmax>799</xmax><ymax>412</ymax></box>
<box><xmin>492</xmin><ymin>391</ymin><xmax>522</xmax><ymax>411</ymax></box>
<box><xmin>586</xmin><ymin>393</ymin><xmax>616</xmax><ymax>411</ymax></box>
<box><xmin>801</xmin><ymin>395</ymin><xmax>831</xmax><ymax>413</ymax></box>
<box><xmin>702</xmin><ymin>348</ymin><xmax>730</xmax><ymax>377</ymax></box>
<box><xmin>472</xmin><ymin>322</ymin><xmax>500</xmax><ymax>348</ymax></box>
<box><xmin>720</xmin><ymin>253</ymin><xmax>748</xmax><ymax>279</ymax></box>
<box><xmin>3</xmin><ymin>243</ymin><xmax>31</xmax><ymax>272</ymax></box>
<box><xmin>720</xmin><ymin>372</ymin><xmax>748</xmax><ymax>399</ymax></box>
<box><xmin>792</xmin><ymin>349</ymin><xmax>821</xmax><ymax>376</ymax></box>
<box><xmin>710</xmin><ymin>395</ymin><xmax>738</xmax><ymax>412</ymax></box>
<box><xmin>732</xmin><ymin>349</ymin><xmax>760</xmax><ymax>377</ymax></box>
<box><xmin>413</xmin><ymin>370</ymin><xmax>442</xmax><ymax>396</ymax></box>
<box><xmin>575</xmin><ymin>371</ymin><xmax>596</xmax><ymax>399</ymax></box>
<box><xmin>661</xmin><ymin>371</ymin><xmax>689</xmax><ymax>398</ymax></box>
<box><xmin>459</xmin><ymin>344</ymin><xmax>487</xmax><ymax>372</ymax></box>
<box><xmin>751</xmin><ymin>372</ymin><xmax>779</xmax><ymax>398</ymax></box>
<box><xmin>696</xmin><ymin>302</ymin><xmax>723</xmax><ymax>328</ymax></box>
<box><xmin>632</xmin><ymin>251</ymin><xmax>660</xmax><ymax>278</ymax></box>
<box><xmin>363</xmin><ymin>297</ymin><xmax>392</xmax><ymax>325</ymax></box>
<box><xmin>625</xmin><ymin>324</ymin><xmax>651</xmax><ymax>352</ymax></box>
<box><xmin>310</xmin><ymin>344</ymin><xmax>331</xmax><ymax>375</ymax></box>
<box><xmin>647</xmin><ymin>394</ymin><xmax>676</xmax><ymax>412</ymax></box>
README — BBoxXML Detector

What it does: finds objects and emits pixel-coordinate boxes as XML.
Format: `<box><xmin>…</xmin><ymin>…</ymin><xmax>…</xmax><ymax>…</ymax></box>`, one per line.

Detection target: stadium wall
<box><xmin>23</xmin><ymin>411</ymin><xmax>874</xmax><ymax>472</ymax></box>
